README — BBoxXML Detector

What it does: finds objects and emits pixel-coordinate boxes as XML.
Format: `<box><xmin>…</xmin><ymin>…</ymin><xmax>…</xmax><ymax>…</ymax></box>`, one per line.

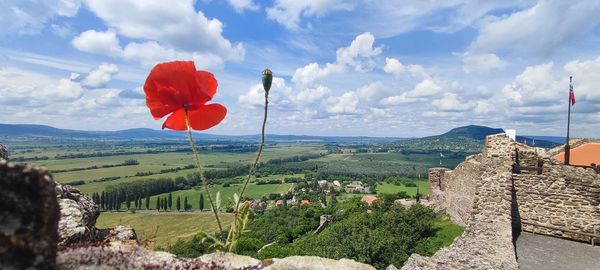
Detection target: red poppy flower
<box><xmin>143</xmin><ymin>61</ymin><xmax>227</xmax><ymax>131</ymax></box>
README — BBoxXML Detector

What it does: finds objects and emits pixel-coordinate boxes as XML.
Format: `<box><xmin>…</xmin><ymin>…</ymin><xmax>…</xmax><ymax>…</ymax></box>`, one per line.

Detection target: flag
<box><xmin>569</xmin><ymin>79</ymin><xmax>576</xmax><ymax>106</ymax></box>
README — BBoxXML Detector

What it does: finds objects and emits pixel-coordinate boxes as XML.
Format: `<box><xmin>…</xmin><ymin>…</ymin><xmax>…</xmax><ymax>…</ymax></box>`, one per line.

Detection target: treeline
<box><xmin>11</xmin><ymin>156</ymin><xmax>49</xmax><ymax>162</ymax></box>
<box><xmin>134</xmin><ymin>164</ymin><xmax>195</xmax><ymax>177</ymax></box>
<box><xmin>265</xmin><ymin>153</ymin><xmax>323</xmax><ymax>165</ymax></box>
<box><xmin>103</xmin><ymin>178</ymin><xmax>178</xmax><ymax>208</ymax></box>
<box><xmin>91</xmin><ymin>190</ymin><xmax>150</xmax><ymax>211</ymax></box>
<box><xmin>52</xmin><ymin>159</ymin><xmax>139</xmax><ymax>173</ymax></box>
<box><xmin>54</xmin><ymin>149</ymin><xmax>189</xmax><ymax>159</ymax></box>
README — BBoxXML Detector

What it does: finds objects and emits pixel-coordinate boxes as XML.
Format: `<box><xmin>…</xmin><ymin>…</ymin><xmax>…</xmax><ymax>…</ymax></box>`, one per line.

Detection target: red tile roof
<box><xmin>361</xmin><ymin>195</ymin><xmax>378</xmax><ymax>206</ymax></box>
<box><xmin>300</xmin><ymin>200</ymin><xmax>310</xmax><ymax>205</ymax></box>
<box><xmin>554</xmin><ymin>143</ymin><xmax>600</xmax><ymax>166</ymax></box>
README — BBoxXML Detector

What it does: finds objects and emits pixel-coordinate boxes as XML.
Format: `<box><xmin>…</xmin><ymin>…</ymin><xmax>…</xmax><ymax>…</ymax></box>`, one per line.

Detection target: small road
<box><xmin>516</xmin><ymin>232</ymin><xmax>600</xmax><ymax>270</ymax></box>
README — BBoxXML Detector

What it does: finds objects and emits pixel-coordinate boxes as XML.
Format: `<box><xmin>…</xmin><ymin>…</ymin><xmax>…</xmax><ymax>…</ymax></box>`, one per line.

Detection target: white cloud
<box><xmin>380</xmin><ymin>78</ymin><xmax>442</xmax><ymax>105</ymax></box>
<box><xmin>0</xmin><ymin>0</ymin><xmax>81</xmax><ymax>35</ymax></box>
<box><xmin>501</xmin><ymin>63</ymin><xmax>559</xmax><ymax>106</ymax></box>
<box><xmin>293</xmin><ymin>85</ymin><xmax>330</xmax><ymax>104</ymax></box>
<box><xmin>459</xmin><ymin>52</ymin><xmax>507</xmax><ymax>73</ymax></box>
<box><xmin>121</xmin><ymin>41</ymin><xmax>227</xmax><ymax>69</ymax></box>
<box><xmin>383</xmin><ymin>57</ymin><xmax>405</xmax><ymax>78</ymax></box>
<box><xmin>82</xmin><ymin>0</ymin><xmax>244</xmax><ymax>64</ymax></box>
<box><xmin>292</xmin><ymin>32</ymin><xmax>381</xmax><ymax>85</ymax></box>
<box><xmin>355</xmin><ymin>81</ymin><xmax>387</xmax><ymax>103</ymax></box>
<box><xmin>326</xmin><ymin>91</ymin><xmax>359</xmax><ymax>114</ymax></box>
<box><xmin>469</xmin><ymin>0</ymin><xmax>600</xmax><ymax>56</ymax></box>
<box><xmin>72</xmin><ymin>29</ymin><xmax>122</xmax><ymax>57</ymax></box>
<box><xmin>238</xmin><ymin>77</ymin><xmax>292</xmax><ymax>108</ymax></box>
<box><xmin>564</xmin><ymin>56</ymin><xmax>600</xmax><ymax>102</ymax></box>
<box><xmin>292</xmin><ymin>62</ymin><xmax>343</xmax><ymax>86</ymax></box>
<box><xmin>227</xmin><ymin>0</ymin><xmax>259</xmax><ymax>13</ymax></box>
<box><xmin>82</xmin><ymin>63</ymin><xmax>119</xmax><ymax>88</ymax></box>
<box><xmin>431</xmin><ymin>92</ymin><xmax>473</xmax><ymax>112</ymax></box>
<box><xmin>0</xmin><ymin>67</ymin><xmax>82</xmax><ymax>103</ymax></box>
<box><xmin>267</xmin><ymin>0</ymin><xmax>354</xmax><ymax>30</ymax></box>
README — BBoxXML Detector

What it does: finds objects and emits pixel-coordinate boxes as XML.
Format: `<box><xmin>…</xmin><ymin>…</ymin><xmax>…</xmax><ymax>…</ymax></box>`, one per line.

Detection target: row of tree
<box><xmin>91</xmin><ymin>191</ymin><xmax>207</xmax><ymax>211</ymax></box>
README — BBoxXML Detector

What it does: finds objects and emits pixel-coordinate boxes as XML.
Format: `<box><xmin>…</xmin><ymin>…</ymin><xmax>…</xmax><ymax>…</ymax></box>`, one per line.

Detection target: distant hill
<box><xmin>428</xmin><ymin>125</ymin><xmax>504</xmax><ymax>141</ymax></box>
<box><xmin>0</xmin><ymin>123</ymin><xmax>400</xmax><ymax>143</ymax></box>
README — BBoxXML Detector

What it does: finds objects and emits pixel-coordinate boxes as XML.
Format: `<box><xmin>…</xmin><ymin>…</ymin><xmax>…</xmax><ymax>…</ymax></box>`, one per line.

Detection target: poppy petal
<box><xmin>161</xmin><ymin>108</ymin><xmax>187</xmax><ymax>131</ymax></box>
<box><xmin>195</xmin><ymin>71</ymin><xmax>218</xmax><ymax>100</ymax></box>
<box><xmin>188</xmin><ymin>103</ymin><xmax>227</xmax><ymax>131</ymax></box>
<box><xmin>161</xmin><ymin>104</ymin><xmax>227</xmax><ymax>131</ymax></box>
<box><xmin>144</xmin><ymin>61</ymin><xmax>211</xmax><ymax>118</ymax></box>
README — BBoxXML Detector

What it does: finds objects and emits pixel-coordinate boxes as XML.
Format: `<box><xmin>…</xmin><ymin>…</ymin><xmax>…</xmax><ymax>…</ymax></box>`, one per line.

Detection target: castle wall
<box><xmin>513</xmin><ymin>161</ymin><xmax>600</xmax><ymax>243</ymax></box>
<box><xmin>428</xmin><ymin>155</ymin><xmax>480</xmax><ymax>226</ymax></box>
<box><xmin>403</xmin><ymin>134</ymin><xmax>519</xmax><ymax>269</ymax></box>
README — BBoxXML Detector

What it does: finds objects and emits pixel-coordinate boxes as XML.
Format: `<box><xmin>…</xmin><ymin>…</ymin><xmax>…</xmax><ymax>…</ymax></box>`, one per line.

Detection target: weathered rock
<box><xmin>56</xmin><ymin>183</ymin><xmax>100</xmax><ymax>246</ymax></box>
<box><xmin>0</xmin><ymin>161</ymin><xmax>60</xmax><ymax>270</ymax></box>
<box><xmin>0</xmin><ymin>144</ymin><xmax>8</xmax><ymax>161</ymax></box>
<box><xmin>268</xmin><ymin>256</ymin><xmax>375</xmax><ymax>270</ymax></box>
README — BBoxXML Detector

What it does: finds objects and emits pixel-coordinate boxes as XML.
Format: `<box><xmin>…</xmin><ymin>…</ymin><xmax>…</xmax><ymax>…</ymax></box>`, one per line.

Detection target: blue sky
<box><xmin>1</xmin><ymin>0</ymin><xmax>600</xmax><ymax>137</ymax></box>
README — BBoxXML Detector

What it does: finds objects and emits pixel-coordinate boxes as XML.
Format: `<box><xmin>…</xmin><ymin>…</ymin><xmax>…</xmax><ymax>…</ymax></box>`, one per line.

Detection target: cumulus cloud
<box><xmin>380</xmin><ymin>78</ymin><xmax>442</xmax><ymax>105</ymax></box>
<box><xmin>72</xmin><ymin>29</ymin><xmax>122</xmax><ymax>57</ymax></box>
<box><xmin>469</xmin><ymin>0</ymin><xmax>600</xmax><ymax>56</ymax></box>
<box><xmin>238</xmin><ymin>77</ymin><xmax>292</xmax><ymax>109</ymax></box>
<box><xmin>501</xmin><ymin>63</ymin><xmax>560</xmax><ymax>106</ymax></box>
<box><xmin>431</xmin><ymin>92</ymin><xmax>473</xmax><ymax>112</ymax></box>
<box><xmin>0</xmin><ymin>67</ymin><xmax>82</xmax><ymax>104</ymax></box>
<box><xmin>459</xmin><ymin>52</ymin><xmax>507</xmax><ymax>74</ymax></box>
<box><xmin>227</xmin><ymin>0</ymin><xmax>259</xmax><ymax>13</ymax></box>
<box><xmin>267</xmin><ymin>0</ymin><xmax>354</xmax><ymax>30</ymax></box>
<box><xmin>383</xmin><ymin>57</ymin><xmax>405</xmax><ymax>78</ymax></box>
<box><xmin>292</xmin><ymin>32</ymin><xmax>381</xmax><ymax>85</ymax></box>
<box><xmin>326</xmin><ymin>91</ymin><xmax>359</xmax><ymax>114</ymax></box>
<box><xmin>71</xmin><ymin>0</ymin><xmax>244</xmax><ymax>69</ymax></box>
<box><xmin>82</xmin><ymin>63</ymin><xmax>119</xmax><ymax>88</ymax></box>
<box><xmin>0</xmin><ymin>0</ymin><xmax>81</xmax><ymax>35</ymax></box>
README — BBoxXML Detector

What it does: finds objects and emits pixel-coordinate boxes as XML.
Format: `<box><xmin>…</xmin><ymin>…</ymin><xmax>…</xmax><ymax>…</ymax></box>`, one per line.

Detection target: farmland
<box><xmin>96</xmin><ymin>211</ymin><xmax>234</xmax><ymax>248</ymax></box>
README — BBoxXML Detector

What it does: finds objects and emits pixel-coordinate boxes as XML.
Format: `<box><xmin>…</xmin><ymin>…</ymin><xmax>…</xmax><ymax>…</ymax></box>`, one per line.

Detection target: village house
<box><xmin>345</xmin><ymin>181</ymin><xmax>369</xmax><ymax>193</ymax></box>
<box><xmin>300</xmin><ymin>199</ymin><xmax>310</xmax><ymax>206</ymax></box>
<box><xmin>361</xmin><ymin>195</ymin><xmax>378</xmax><ymax>206</ymax></box>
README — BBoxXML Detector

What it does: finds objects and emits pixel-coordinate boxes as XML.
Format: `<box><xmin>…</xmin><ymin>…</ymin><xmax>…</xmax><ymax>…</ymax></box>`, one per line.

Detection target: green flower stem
<box><xmin>230</xmin><ymin>87</ymin><xmax>269</xmax><ymax>247</ymax></box>
<box><xmin>184</xmin><ymin>108</ymin><xmax>224</xmax><ymax>235</ymax></box>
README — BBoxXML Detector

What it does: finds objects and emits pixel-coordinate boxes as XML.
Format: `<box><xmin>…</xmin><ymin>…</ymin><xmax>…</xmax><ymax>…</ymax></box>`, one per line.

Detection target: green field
<box><xmin>96</xmin><ymin>211</ymin><xmax>233</xmax><ymax>248</ymax></box>
<box><xmin>376</xmin><ymin>181</ymin><xmax>430</xmax><ymax>196</ymax></box>
<box><xmin>27</xmin><ymin>144</ymin><xmax>322</xmax><ymax>194</ymax></box>
<box><xmin>147</xmin><ymin>181</ymin><xmax>295</xmax><ymax>210</ymax></box>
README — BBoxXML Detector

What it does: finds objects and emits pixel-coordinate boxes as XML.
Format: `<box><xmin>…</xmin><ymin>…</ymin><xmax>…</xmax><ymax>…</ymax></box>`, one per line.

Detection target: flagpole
<box><xmin>565</xmin><ymin>76</ymin><xmax>572</xmax><ymax>165</ymax></box>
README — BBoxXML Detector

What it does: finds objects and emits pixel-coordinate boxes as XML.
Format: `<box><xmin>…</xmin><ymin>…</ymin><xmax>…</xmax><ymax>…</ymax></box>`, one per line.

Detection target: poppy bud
<box><xmin>262</xmin><ymin>68</ymin><xmax>273</xmax><ymax>92</ymax></box>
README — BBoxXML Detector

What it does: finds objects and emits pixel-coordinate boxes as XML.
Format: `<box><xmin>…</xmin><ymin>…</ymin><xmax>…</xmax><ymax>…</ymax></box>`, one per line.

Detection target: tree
<box><xmin>146</xmin><ymin>194</ymin><xmax>150</xmax><ymax>210</ymax></box>
<box><xmin>176</xmin><ymin>196</ymin><xmax>181</xmax><ymax>211</ymax></box>
<box><xmin>168</xmin><ymin>193</ymin><xmax>173</xmax><ymax>210</ymax></box>
<box><xmin>126</xmin><ymin>194</ymin><xmax>131</xmax><ymax>210</ymax></box>
<box><xmin>199</xmin><ymin>194</ymin><xmax>204</xmax><ymax>211</ymax></box>
<box><xmin>183</xmin><ymin>196</ymin><xmax>188</xmax><ymax>211</ymax></box>
<box><xmin>163</xmin><ymin>198</ymin><xmax>168</xmax><ymax>211</ymax></box>
<box><xmin>100</xmin><ymin>192</ymin><xmax>105</xmax><ymax>210</ymax></box>
<box><xmin>156</xmin><ymin>197</ymin><xmax>160</xmax><ymax>212</ymax></box>
<box><xmin>331</xmin><ymin>194</ymin><xmax>338</xmax><ymax>205</ymax></box>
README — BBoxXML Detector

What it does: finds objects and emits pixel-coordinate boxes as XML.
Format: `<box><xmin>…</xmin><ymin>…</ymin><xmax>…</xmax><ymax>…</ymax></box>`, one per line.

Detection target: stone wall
<box><xmin>513</xmin><ymin>158</ymin><xmax>600</xmax><ymax>243</ymax></box>
<box><xmin>402</xmin><ymin>134</ymin><xmax>519</xmax><ymax>269</ymax></box>
<box><xmin>428</xmin><ymin>155</ymin><xmax>481</xmax><ymax>226</ymax></box>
